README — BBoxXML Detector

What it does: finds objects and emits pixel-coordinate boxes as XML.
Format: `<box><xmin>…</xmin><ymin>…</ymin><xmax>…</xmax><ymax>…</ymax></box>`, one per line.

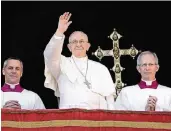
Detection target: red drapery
<box><xmin>2</xmin><ymin>109</ymin><xmax>171</xmax><ymax>131</ymax></box>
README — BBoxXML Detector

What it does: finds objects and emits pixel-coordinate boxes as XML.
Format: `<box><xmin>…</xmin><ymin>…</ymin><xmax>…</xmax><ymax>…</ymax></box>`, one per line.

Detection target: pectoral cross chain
<box><xmin>72</xmin><ymin>56</ymin><xmax>92</xmax><ymax>89</ymax></box>
<box><xmin>84</xmin><ymin>79</ymin><xmax>91</xmax><ymax>89</ymax></box>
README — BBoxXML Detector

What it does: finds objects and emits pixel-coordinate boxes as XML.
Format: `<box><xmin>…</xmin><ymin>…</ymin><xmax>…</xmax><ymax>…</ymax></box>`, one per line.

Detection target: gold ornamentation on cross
<box><xmin>92</xmin><ymin>28</ymin><xmax>141</xmax><ymax>99</ymax></box>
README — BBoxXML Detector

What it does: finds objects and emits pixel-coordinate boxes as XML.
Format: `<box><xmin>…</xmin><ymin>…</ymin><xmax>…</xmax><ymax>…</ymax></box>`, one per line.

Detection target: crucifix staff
<box><xmin>92</xmin><ymin>28</ymin><xmax>141</xmax><ymax>99</ymax></box>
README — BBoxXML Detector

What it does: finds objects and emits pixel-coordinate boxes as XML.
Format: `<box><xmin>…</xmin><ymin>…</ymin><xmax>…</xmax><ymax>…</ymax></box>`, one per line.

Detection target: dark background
<box><xmin>2</xmin><ymin>1</ymin><xmax>171</xmax><ymax>109</ymax></box>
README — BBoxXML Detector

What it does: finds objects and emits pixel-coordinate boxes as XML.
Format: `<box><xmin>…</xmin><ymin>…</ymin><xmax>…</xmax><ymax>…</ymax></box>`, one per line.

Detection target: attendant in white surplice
<box><xmin>1</xmin><ymin>57</ymin><xmax>45</xmax><ymax>110</ymax></box>
<box><xmin>115</xmin><ymin>51</ymin><xmax>171</xmax><ymax>111</ymax></box>
<box><xmin>44</xmin><ymin>12</ymin><xmax>116</xmax><ymax>110</ymax></box>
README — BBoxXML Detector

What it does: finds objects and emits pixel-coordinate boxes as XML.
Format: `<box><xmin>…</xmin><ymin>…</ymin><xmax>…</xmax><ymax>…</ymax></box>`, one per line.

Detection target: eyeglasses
<box><xmin>70</xmin><ymin>40</ymin><xmax>88</xmax><ymax>45</ymax></box>
<box><xmin>138</xmin><ymin>63</ymin><xmax>158</xmax><ymax>67</ymax></box>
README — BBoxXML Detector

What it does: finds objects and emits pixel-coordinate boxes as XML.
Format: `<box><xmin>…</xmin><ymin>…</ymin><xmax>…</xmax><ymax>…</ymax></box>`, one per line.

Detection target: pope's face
<box><xmin>68</xmin><ymin>32</ymin><xmax>90</xmax><ymax>58</ymax></box>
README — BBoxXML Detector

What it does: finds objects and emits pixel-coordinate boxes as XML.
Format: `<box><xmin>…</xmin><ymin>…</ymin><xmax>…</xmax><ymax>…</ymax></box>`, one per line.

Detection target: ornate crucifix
<box><xmin>92</xmin><ymin>28</ymin><xmax>140</xmax><ymax>99</ymax></box>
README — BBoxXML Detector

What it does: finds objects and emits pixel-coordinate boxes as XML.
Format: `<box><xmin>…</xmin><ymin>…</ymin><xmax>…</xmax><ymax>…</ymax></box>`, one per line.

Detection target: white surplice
<box><xmin>115</xmin><ymin>83</ymin><xmax>171</xmax><ymax>111</ymax></box>
<box><xmin>44</xmin><ymin>34</ymin><xmax>116</xmax><ymax>110</ymax></box>
<box><xmin>1</xmin><ymin>89</ymin><xmax>45</xmax><ymax>110</ymax></box>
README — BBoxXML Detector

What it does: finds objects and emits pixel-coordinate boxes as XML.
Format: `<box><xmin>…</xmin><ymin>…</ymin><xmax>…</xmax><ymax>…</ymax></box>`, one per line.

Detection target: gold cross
<box><xmin>92</xmin><ymin>28</ymin><xmax>141</xmax><ymax>99</ymax></box>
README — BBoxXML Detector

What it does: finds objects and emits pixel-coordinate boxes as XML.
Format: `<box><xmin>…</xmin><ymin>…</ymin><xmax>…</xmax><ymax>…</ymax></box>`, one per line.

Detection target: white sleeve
<box><xmin>33</xmin><ymin>94</ymin><xmax>46</xmax><ymax>109</ymax></box>
<box><xmin>43</xmin><ymin>34</ymin><xmax>65</xmax><ymax>97</ymax></box>
<box><xmin>114</xmin><ymin>89</ymin><xmax>131</xmax><ymax>110</ymax></box>
<box><xmin>163</xmin><ymin>94</ymin><xmax>171</xmax><ymax>111</ymax></box>
<box><xmin>44</xmin><ymin>34</ymin><xmax>65</xmax><ymax>80</ymax></box>
<box><xmin>106</xmin><ymin>94</ymin><xmax>115</xmax><ymax>110</ymax></box>
<box><xmin>169</xmin><ymin>99</ymin><xmax>171</xmax><ymax>111</ymax></box>
<box><xmin>167</xmin><ymin>91</ymin><xmax>171</xmax><ymax>111</ymax></box>
<box><xmin>1</xmin><ymin>91</ymin><xmax>4</xmax><ymax>108</ymax></box>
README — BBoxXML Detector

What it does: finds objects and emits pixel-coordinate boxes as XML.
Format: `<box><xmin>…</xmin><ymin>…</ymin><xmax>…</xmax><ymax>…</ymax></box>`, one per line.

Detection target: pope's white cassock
<box><xmin>1</xmin><ymin>83</ymin><xmax>45</xmax><ymax>110</ymax></box>
<box><xmin>44</xmin><ymin>34</ymin><xmax>116</xmax><ymax>110</ymax></box>
<box><xmin>115</xmin><ymin>80</ymin><xmax>171</xmax><ymax>111</ymax></box>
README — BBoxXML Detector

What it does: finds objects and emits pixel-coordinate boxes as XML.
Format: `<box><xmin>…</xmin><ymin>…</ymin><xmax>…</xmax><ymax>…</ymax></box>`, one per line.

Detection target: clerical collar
<box><xmin>6</xmin><ymin>83</ymin><xmax>19</xmax><ymax>89</ymax></box>
<box><xmin>138</xmin><ymin>79</ymin><xmax>158</xmax><ymax>89</ymax></box>
<box><xmin>1</xmin><ymin>83</ymin><xmax>24</xmax><ymax>92</ymax></box>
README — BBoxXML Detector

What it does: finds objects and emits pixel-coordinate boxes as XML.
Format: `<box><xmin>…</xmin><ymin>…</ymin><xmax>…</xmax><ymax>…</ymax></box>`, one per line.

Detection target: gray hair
<box><xmin>68</xmin><ymin>31</ymin><xmax>89</xmax><ymax>43</ymax></box>
<box><xmin>137</xmin><ymin>51</ymin><xmax>159</xmax><ymax>66</ymax></box>
<box><xmin>3</xmin><ymin>57</ymin><xmax>23</xmax><ymax>71</ymax></box>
